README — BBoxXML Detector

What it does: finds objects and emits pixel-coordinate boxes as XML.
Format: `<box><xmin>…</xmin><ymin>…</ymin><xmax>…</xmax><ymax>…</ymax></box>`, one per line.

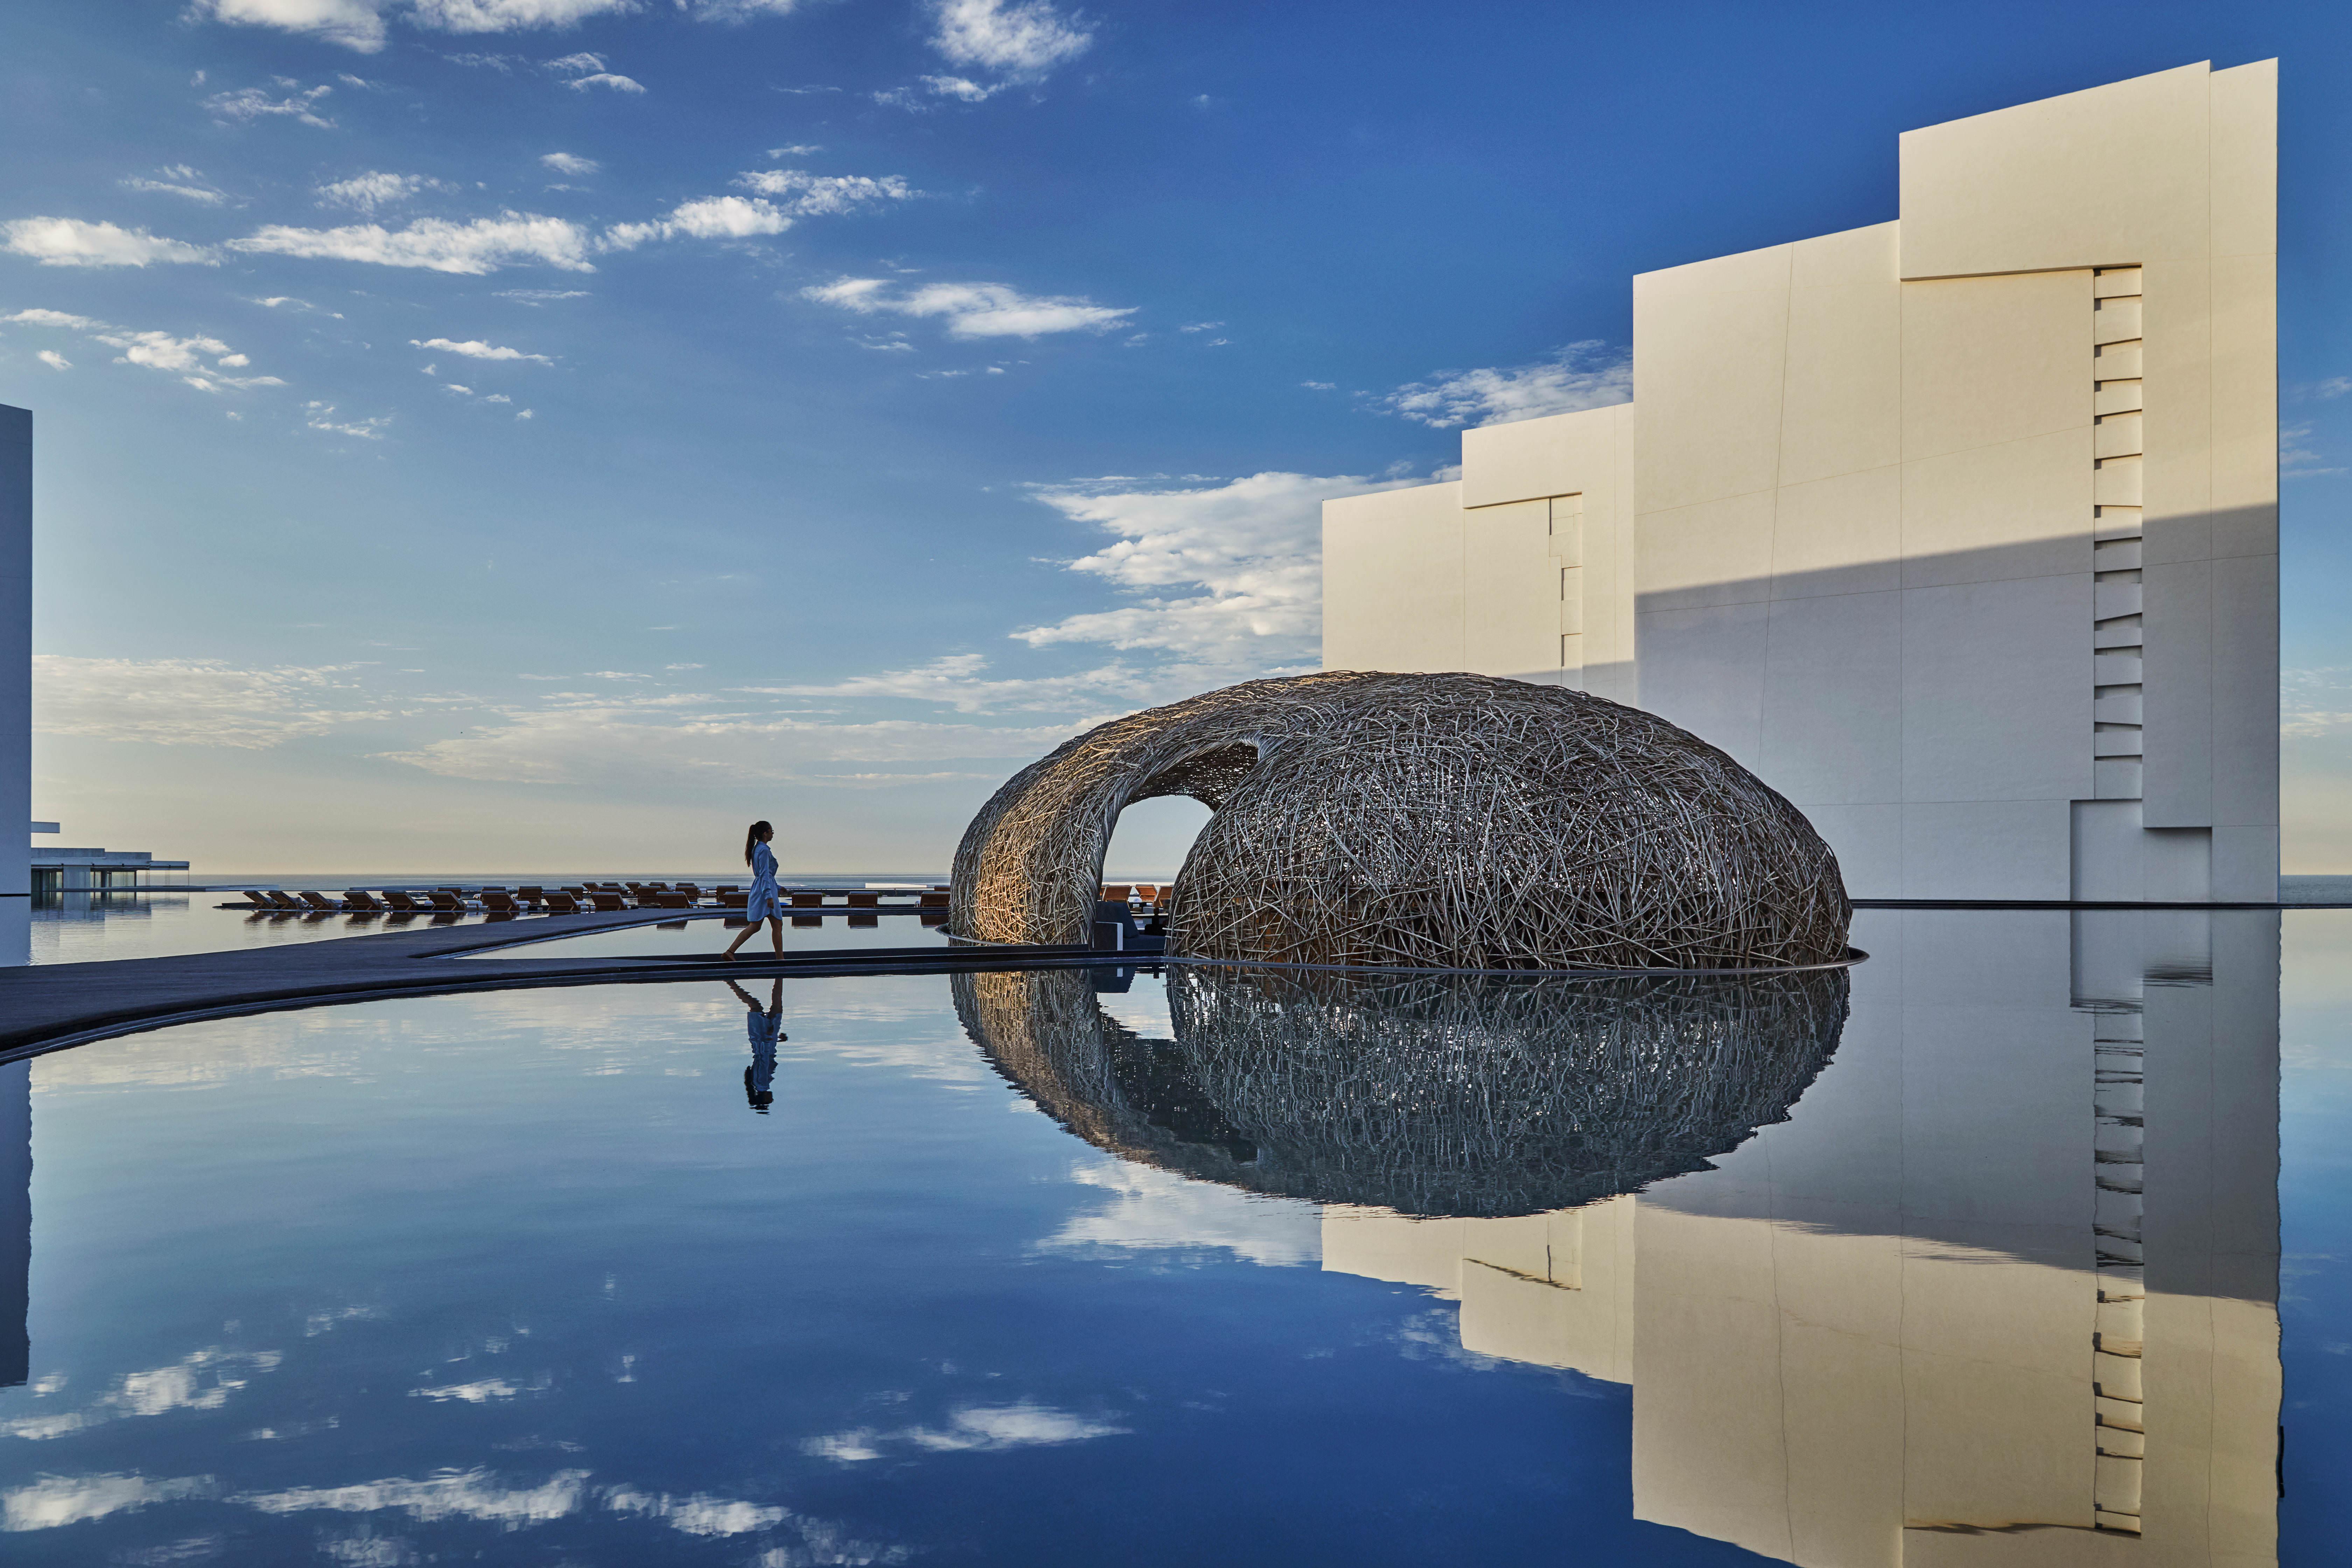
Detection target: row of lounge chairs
<box><xmin>229</xmin><ymin>883</ymin><xmax>967</xmax><ymax>917</ymax></box>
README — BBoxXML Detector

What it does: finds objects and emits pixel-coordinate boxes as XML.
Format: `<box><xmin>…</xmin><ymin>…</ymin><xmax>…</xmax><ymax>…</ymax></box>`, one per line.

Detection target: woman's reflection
<box><xmin>725</xmin><ymin>978</ymin><xmax>787</xmax><ymax>1113</ymax></box>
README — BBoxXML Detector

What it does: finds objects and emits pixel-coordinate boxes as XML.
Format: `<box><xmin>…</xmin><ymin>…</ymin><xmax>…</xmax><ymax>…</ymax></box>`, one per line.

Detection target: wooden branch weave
<box><xmin>951</xmin><ymin>671</ymin><xmax>1851</xmax><ymax>969</ymax></box>
<box><xmin>954</xmin><ymin>964</ymin><xmax>1849</xmax><ymax>1218</ymax></box>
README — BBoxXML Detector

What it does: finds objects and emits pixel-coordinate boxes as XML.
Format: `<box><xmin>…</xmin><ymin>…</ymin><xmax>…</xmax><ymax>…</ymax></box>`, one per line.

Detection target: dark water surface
<box><xmin>0</xmin><ymin>906</ymin><xmax>2334</xmax><ymax>1565</ymax></box>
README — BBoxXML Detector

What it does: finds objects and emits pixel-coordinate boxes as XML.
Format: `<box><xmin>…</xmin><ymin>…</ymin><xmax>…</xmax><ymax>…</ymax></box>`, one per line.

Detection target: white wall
<box><xmin>1317</xmin><ymin>63</ymin><xmax>2278</xmax><ymax>905</ymax></box>
<box><xmin>0</xmin><ymin>404</ymin><xmax>28</xmax><ymax>963</ymax></box>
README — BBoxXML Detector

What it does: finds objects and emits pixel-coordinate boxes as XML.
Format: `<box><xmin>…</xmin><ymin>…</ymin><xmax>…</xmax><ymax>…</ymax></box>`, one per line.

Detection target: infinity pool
<box><xmin>0</xmin><ymin>907</ymin><xmax>2338</xmax><ymax>1565</ymax></box>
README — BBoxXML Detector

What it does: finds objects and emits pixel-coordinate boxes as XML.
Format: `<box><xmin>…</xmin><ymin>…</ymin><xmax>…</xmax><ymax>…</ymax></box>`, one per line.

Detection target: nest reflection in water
<box><xmin>956</xmin><ymin>964</ymin><xmax>1849</xmax><ymax>1218</ymax></box>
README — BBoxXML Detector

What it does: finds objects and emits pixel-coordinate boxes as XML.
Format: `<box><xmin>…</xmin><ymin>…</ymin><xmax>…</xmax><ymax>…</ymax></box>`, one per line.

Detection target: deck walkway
<box><xmin>0</xmin><ymin>911</ymin><xmax>1089</xmax><ymax>1063</ymax></box>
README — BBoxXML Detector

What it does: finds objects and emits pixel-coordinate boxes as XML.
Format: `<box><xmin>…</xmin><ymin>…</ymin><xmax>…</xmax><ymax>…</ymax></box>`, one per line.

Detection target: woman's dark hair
<box><xmin>744</xmin><ymin>820</ymin><xmax>773</xmax><ymax>867</ymax></box>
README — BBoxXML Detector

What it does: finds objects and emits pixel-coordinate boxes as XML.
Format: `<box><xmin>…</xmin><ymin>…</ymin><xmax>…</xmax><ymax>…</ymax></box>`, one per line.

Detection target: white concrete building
<box><xmin>1</xmin><ymin>405</ymin><xmax>28</xmax><ymax>964</ymax></box>
<box><xmin>1324</xmin><ymin>63</ymin><xmax>2278</xmax><ymax>903</ymax></box>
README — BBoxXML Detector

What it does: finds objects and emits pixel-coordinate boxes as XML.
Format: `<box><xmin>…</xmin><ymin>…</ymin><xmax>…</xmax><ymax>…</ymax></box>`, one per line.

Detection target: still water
<box><xmin>0</xmin><ymin>907</ymin><xmax>2337</xmax><ymax>1565</ymax></box>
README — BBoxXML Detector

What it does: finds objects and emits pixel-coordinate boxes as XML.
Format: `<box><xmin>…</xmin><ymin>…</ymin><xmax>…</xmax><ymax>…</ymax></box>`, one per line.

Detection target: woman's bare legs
<box><xmin>722</xmin><ymin>917</ymin><xmax>759</xmax><ymax>959</ymax></box>
<box><xmin>767</xmin><ymin>916</ymin><xmax>784</xmax><ymax>955</ymax></box>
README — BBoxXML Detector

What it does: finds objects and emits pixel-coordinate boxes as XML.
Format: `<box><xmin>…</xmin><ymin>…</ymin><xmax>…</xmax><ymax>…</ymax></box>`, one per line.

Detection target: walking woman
<box><xmin>722</xmin><ymin>819</ymin><xmax>786</xmax><ymax>959</ymax></box>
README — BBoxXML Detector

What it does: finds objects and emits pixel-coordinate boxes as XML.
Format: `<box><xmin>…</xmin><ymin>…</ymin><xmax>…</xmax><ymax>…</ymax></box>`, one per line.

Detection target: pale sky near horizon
<box><xmin>5</xmin><ymin>0</ymin><xmax>2350</xmax><ymax>875</ymax></box>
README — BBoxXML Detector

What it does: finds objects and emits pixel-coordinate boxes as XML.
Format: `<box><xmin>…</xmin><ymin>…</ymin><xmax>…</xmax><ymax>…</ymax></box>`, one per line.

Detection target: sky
<box><xmin>2</xmin><ymin>0</ymin><xmax>2348</xmax><ymax>875</ymax></box>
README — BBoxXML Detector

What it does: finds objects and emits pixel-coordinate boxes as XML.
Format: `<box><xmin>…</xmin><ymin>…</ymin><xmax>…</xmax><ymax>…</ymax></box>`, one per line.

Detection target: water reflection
<box><xmin>1313</xmin><ymin>911</ymin><xmax>2281</xmax><ymax>1565</ymax></box>
<box><xmin>0</xmin><ymin>1061</ymin><xmax>24</xmax><ymax>1389</ymax></box>
<box><xmin>955</xmin><ymin>965</ymin><xmax>1850</xmax><ymax>1217</ymax></box>
<box><xmin>725</xmin><ymin>978</ymin><xmax>786</xmax><ymax>1113</ymax></box>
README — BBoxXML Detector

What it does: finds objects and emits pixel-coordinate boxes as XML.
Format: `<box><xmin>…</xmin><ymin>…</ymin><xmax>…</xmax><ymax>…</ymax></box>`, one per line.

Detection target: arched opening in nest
<box><xmin>1101</xmin><ymin>796</ymin><xmax>1213</xmax><ymax>882</ymax></box>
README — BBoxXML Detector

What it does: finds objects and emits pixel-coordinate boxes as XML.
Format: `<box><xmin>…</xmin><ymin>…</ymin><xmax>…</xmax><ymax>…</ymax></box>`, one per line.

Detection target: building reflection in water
<box><xmin>1</xmin><ymin>1058</ymin><xmax>25</xmax><ymax>1389</ymax></box>
<box><xmin>960</xmin><ymin>910</ymin><xmax>2281</xmax><ymax>1567</ymax></box>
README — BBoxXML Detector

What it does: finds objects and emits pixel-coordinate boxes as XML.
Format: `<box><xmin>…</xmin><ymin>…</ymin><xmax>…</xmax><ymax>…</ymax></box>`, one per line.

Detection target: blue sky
<box><xmin>4</xmin><ymin>0</ymin><xmax>2347</xmax><ymax>873</ymax></box>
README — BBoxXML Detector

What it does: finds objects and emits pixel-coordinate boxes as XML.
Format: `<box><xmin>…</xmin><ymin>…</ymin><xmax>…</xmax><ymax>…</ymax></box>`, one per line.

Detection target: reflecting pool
<box><xmin>0</xmin><ymin>907</ymin><xmax>2334</xmax><ymax>1565</ymax></box>
<box><xmin>30</xmin><ymin>893</ymin><xmax>499</xmax><ymax>966</ymax></box>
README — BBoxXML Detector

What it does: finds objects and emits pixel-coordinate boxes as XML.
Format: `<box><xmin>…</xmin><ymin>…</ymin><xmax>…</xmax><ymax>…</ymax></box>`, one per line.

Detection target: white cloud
<box><xmin>378</xmin><ymin>693</ymin><xmax>1081</xmax><ymax>784</ymax></box>
<box><xmin>306</xmin><ymin>402</ymin><xmax>392</xmax><ymax>439</ymax></box>
<box><xmin>2317</xmin><ymin>376</ymin><xmax>2352</xmax><ymax>399</ymax></box>
<box><xmin>120</xmin><ymin>166</ymin><xmax>230</xmax><ymax>204</ymax></box>
<box><xmin>646</xmin><ymin>195</ymin><xmax>782</xmax><ymax>238</ymax></box>
<box><xmin>35</xmin><ymin>656</ymin><xmax>395</xmax><ymax>747</ymax></box>
<box><xmin>250</xmin><ymin>295</ymin><xmax>342</xmax><ymax>316</ymax></box>
<box><xmin>204</xmin><ymin>84</ymin><xmax>338</xmax><ymax>128</ymax></box>
<box><xmin>539</xmin><ymin>151</ymin><xmax>600</xmax><ymax>176</ymax></box>
<box><xmin>232</xmin><ymin>212</ymin><xmax>597</xmax><ymax>273</ymax></box>
<box><xmin>7</xmin><ymin>310</ymin><xmax>277</xmax><ymax>391</ymax></box>
<box><xmin>191</xmin><ymin>0</ymin><xmax>388</xmax><ymax>52</ymax></box>
<box><xmin>731</xmin><ymin>169</ymin><xmax>916</xmax><ymax>214</ymax></box>
<box><xmin>682</xmin><ymin>0</ymin><xmax>804</xmax><ymax>17</ymax></box>
<box><xmin>2282</xmin><ymin>421</ymin><xmax>2344</xmax><ymax>478</ymax></box>
<box><xmin>414</xmin><ymin>0</ymin><xmax>637</xmax><ymax>33</ymax></box>
<box><xmin>601</xmin><ymin>196</ymin><xmax>789</xmax><ymax>250</ymax></box>
<box><xmin>757</xmin><ymin>653</ymin><xmax>1151</xmax><ymax>714</ymax></box>
<box><xmin>0</xmin><ymin>218</ymin><xmax>214</xmax><ymax>268</ymax></box>
<box><xmin>1012</xmin><ymin>470</ymin><xmax>1407</xmax><ymax>668</ymax></box>
<box><xmin>496</xmin><ymin>287</ymin><xmax>589</xmax><ymax>302</ymax></box>
<box><xmin>539</xmin><ymin>52</ymin><xmax>644</xmax><ymax>95</ymax></box>
<box><xmin>1041</xmin><ymin>1158</ymin><xmax>1322</xmax><ymax>1266</ymax></box>
<box><xmin>2</xmin><ymin>1474</ymin><xmax>214</xmax><ymax>1532</ymax></box>
<box><xmin>802</xmin><ymin>276</ymin><xmax>1132</xmax><ymax>339</ymax></box>
<box><xmin>0</xmin><ymin>1347</ymin><xmax>283</xmax><ymax>1443</ymax></box>
<box><xmin>411</xmin><ymin>336</ymin><xmax>550</xmax><ymax>362</ymax></box>
<box><xmin>2283</xmin><ymin>667</ymin><xmax>2352</xmax><ymax>738</ymax></box>
<box><xmin>239</xmin><ymin>1469</ymin><xmax>588</xmax><ymax>1526</ymax></box>
<box><xmin>765</xmin><ymin>143</ymin><xmax>822</xmax><ymax>157</ymax></box>
<box><xmin>804</xmin><ymin>1402</ymin><xmax>1125</xmax><ymax>1465</ymax></box>
<box><xmin>409</xmin><ymin>1378</ymin><xmax>521</xmax><ymax>1402</ymax></box>
<box><xmin>914</xmin><ymin>75</ymin><xmax>997</xmax><ymax>104</ymax></box>
<box><xmin>602</xmin><ymin>1489</ymin><xmax>786</xmax><ymax>1535</ymax></box>
<box><xmin>1374</xmin><ymin>340</ymin><xmax>1631</xmax><ymax>428</ymax></box>
<box><xmin>930</xmin><ymin>0</ymin><xmax>1092</xmax><ymax>78</ymax></box>
<box><xmin>316</xmin><ymin>171</ymin><xmax>447</xmax><ymax>212</ymax></box>
<box><xmin>35</xmin><ymin>349</ymin><xmax>68</xmax><ymax>370</ymax></box>
<box><xmin>193</xmin><ymin>0</ymin><xmax>783</xmax><ymax>51</ymax></box>
<box><xmin>4</xmin><ymin>308</ymin><xmax>100</xmax><ymax>329</ymax></box>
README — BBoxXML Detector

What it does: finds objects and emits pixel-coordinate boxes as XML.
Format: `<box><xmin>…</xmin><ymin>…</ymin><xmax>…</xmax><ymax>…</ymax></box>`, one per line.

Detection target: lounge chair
<box><xmin>589</xmin><ymin>892</ymin><xmax>627</xmax><ymax>912</ymax></box>
<box><xmin>654</xmin><ymin>891</ymin><xmax>691</xmax><ymax>909</ymax></box>
<box><xmin>847</xmin><ymin>892</ymin><xmax>879</xmax><ymax>908</ymax></box>
<box><xmin>343</xmin><ymin>890</ymin><xmax>387</xmax><ymax>912</ymax></box>
<box><xmin>424</xmin><ymin>891</ymin><xmax>468</xmax><ymax>913</ymax></box>
<box><xmin>919</xmin><ymin>891</ymin><xmax>950</xmax><ymax>908</ymax></box>
<box><xmin>240</xmin><ymin>890</ymin><xmax>276</xmax><ymax>909</ymax></box>
<box><xmin>542</xmin><ymin>891</ymin><xmax>581</xmax><ymax>913</ymax></box>
<box><xmin>720</xmin><ymin>891</ymin><xmax>748</xmax><ymax>909</ymax></box>
<box><xmin>297</xmin><ymin>891</ymin><xmax>342</xmax><ymax>911</ymax></box>
<box><xmin>676</xmin><ymin>883</ymin><xmax>704</xmax><ymax>899</ymax></box>
<box><xmin>790</xmin><ymin>892</ymin><xmax>824</xmax><ymax>908</ymax></box>
<box><xmin>516</xmin><ymin>886</ymin><xmax>545</xmax><ymax>906</ymax></box>
<box><xmin>481</xmin><ymin>891</ymin><xmax>522</xmax><ymax>914</ymax></box>
<box><xmin>382</xmin><ymin>890</ymin><xmax>424</xmax><ymax>912</ymax></box>
<box><xmin>264</xmin><ymin>890</ymin><xmax>304</xmax><ymax>911</ymax></box>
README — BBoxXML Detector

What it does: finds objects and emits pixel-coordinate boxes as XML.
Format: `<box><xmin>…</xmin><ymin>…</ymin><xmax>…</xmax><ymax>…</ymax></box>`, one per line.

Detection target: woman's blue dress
<box><xmin>746</xmin><ymin>839</ymin><xmax>782</xmax><ymax>923</ymax></box>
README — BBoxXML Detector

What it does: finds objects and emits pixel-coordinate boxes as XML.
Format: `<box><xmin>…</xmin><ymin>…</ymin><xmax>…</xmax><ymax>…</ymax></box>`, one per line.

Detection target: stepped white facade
<box><xmin>1324</xmin><ymin>63</ymin><xmax>2278</xmax><ymax>902</ymax></box>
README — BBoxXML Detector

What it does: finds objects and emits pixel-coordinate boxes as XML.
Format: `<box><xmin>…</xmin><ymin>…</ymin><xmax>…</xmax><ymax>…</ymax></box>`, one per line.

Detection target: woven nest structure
<box><xmin>950</xmin><ymin>671</ymin><xmax>1849</xmax><ymax>970</ymax></box>
<box><xmin>955</xmin><ymin>965</ymin><xmax>1849</xmax><ymax>1217</ymax></box>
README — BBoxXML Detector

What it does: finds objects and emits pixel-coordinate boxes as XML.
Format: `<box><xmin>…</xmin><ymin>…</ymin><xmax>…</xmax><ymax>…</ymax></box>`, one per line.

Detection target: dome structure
<box><xmin>955</xmin><ymin>965</ymin><xmax>1849</xmax><ymax>1217</ymax></box>
<box><xmin>950</xmin><ymin>671</ymin><xmax>1849</xmax><ymax>971</ymax></box>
